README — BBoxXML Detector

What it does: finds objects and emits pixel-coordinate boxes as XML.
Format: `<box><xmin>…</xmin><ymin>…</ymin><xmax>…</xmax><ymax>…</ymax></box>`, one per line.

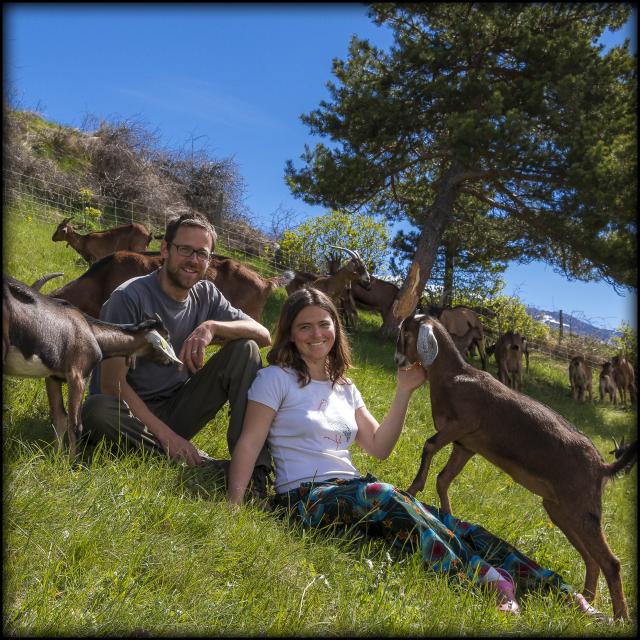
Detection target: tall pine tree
<box><xmin>286</xmin><ymin>3</ymin><xmax>636</xmax><ymax>335</ymax></box>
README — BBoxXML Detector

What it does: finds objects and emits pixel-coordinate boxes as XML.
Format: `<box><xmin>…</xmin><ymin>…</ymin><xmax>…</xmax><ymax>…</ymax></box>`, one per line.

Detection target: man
<box><xmin>81</xmin><ymin>212</ymin><xmax>273</xmax><ymax>498</ymax></box>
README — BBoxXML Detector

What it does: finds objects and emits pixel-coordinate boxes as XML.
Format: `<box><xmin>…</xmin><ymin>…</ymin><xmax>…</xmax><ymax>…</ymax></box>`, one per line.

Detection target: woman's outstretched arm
<box><xmin>355</xmin><ymin>363</ymin><xmax>427</xmax><ymax>460</ymax></box>
<box><xmin>227</xmin><ymin>400</ymin><xmax>276</xmax><ymax>505</ymax></box>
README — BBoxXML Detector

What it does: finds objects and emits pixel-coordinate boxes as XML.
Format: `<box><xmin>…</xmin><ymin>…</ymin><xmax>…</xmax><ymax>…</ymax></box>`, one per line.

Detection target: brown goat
<box><xmin>52</xmin><ymin>217</ymin><xmax>152</xmax><ymax>263</ymax></box>
<box><xmin>599</xmin><ymin>362</ymin><xmax>618</xmax><ymax>405</ymax></box>
<box><xmin>311</xmin><ymin>247</ymin><xmax>371</xmax><ymax>296</ymax></box>
<box><xmin>494</xmin><ymin>330</ymin><xmax>527</xmax><ymax>390</ymax></box>
<box><xmin>48</xmin><ymin>251</ymin><xmax>286</xmax><ymax>321</ymax></box>
<box><xmin>429</xmin><ymin>306</ymin><xmax>488</xmax><ymax>370</ymax></box>
<box><xmin>310</xmin><ymin>247</ymin><xmax>371</xmax><ymax>329</ymax></box>
<box><xmin>569</xmin><ymin>355</ymin><xmax>593</xmax><ymax>402</ymax></box>
<box><xmin>394</xmin><ymin>313</ymin><xmax>636</xmax><ymax>620</ymax></box>
<box><xmin>611</xmin><ymin>354</ymin><xmax>636</xmax><ymax>405</ymax></box>
<box><xmin>3</xmin><ymin>275</ymin><xmax>179</xmax><ymax>458</ymax></box>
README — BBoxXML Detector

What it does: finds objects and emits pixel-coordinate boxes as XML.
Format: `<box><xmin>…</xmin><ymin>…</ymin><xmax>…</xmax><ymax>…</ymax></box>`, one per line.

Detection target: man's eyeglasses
<box><xmin>168</xmin><ymin>242</ymin><xmax>212</xmax><ymax>261</ymax></box>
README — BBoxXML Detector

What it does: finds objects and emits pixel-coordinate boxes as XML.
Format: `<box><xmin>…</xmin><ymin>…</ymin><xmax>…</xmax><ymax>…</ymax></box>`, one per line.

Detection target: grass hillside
<box><xmin>3</xmin><ymin>201</ymin><xmax>637</xmax><ymax>636</ymax></box>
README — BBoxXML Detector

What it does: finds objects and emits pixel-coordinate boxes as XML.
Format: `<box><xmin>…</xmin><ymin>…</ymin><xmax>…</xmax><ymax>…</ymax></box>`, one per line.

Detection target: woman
<box><xmin>228</xmin><ymin>288</ymin><xmax>603</xmax><ymax>618</ymax></box>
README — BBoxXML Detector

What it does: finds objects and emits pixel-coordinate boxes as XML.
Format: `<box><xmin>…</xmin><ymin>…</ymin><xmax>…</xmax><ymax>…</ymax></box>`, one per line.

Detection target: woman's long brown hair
<box><xmin>267</xmin><ymin>287</ymin><xmax>352</xmax><ymax>387</ymax></box>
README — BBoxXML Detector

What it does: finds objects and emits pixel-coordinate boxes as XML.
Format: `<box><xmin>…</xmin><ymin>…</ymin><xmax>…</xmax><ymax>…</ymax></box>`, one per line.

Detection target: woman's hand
<box><xmin>397</xmin><ymin>362</ymin><xmax>427</xmax><ymax>393</ymax></box>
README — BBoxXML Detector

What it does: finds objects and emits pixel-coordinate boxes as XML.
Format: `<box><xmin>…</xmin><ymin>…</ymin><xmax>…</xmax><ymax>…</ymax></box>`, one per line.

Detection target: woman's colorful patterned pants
<box><xmin>272</xmin><ymin>474</ymin><xmax>573</xmax><ymax>594</ymax></box>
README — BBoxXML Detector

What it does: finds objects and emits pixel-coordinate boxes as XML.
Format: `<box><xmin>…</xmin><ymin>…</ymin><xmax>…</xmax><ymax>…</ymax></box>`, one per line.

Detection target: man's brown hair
<box><xmin>164</xmin><ymin>212</ymin><xmax>217</xmax><ymax>248</ymax></box>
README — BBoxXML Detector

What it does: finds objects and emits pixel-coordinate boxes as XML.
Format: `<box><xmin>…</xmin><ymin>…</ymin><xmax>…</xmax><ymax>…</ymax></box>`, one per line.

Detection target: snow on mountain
<box><xmin>525</xmin><ymin>306</ymin><xmax>622</xmax><ymax>343</ymax></box>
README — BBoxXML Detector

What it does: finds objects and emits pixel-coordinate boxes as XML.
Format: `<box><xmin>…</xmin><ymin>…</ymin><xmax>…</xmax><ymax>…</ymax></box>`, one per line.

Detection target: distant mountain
<box><xmin>525</xmin><ymin>306</ymin><xmax>622</xmax><ymax>343</ymax></box>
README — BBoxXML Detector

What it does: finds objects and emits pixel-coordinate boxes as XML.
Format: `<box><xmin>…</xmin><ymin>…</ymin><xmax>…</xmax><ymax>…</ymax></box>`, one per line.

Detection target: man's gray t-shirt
<box><xmin>89</xmin><ymin>269</ymin><xmax>250</xmax><ymax>401</ymax></box>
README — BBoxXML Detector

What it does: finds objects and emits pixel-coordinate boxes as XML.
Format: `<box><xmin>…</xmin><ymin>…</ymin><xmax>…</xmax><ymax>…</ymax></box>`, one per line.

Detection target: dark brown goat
<box><xmin>48</xmin><ymin>251</ymin><xmax>285</xmax><ymax>321</ymax></box>
<box><xmin>3</xmin><ymin>275</ymin><xmax>179</xmax><ymax>457</ymax></box>
<box><xmin>351</xmin><ymin>277</ymin><xmax>400</xmax><ymax>328</ymax></box>
<box><xmin>494</xmin><ymin>330</ymin><xmax>528</xmax><ymax>390</ymax></box>
<box><xmin>52</xmin><ymin>217</ymin><xmax>152</xmax><ymax>263</ymax></box>
<box><xmin>611</xmin><ymin>354</ymin><xmax>636</xmax><ymax>405</ymax></box>
<box><xmin>285</xmin><ymin>270</ymin><xmax>318</xmax><ymax>296</ymax></box>
<box><xmin>394</xmin><ymin>313</ymin><xmax>636</xmax><ymax>620</ymax></box>
<box><xmin>569</xmin><ymin>355</ymin><xmax>593</xmax><ymax>402</ymax></box>
<box><xmin>285</xmin><ymin>267</ymin><xmax>386</xmax><ymax>331</ymax></box>
<box><xmin>599</xmin><ymin>362</ymin><xmax>618</xmax><ymax>405</ymax></box>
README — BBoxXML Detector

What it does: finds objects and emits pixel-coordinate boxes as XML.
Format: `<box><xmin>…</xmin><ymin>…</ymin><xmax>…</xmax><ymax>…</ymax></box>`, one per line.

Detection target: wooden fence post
<box><xmin>558</xmin><ymin>310</ymin><xmax>563</xmax><ymax>343</ymax></box>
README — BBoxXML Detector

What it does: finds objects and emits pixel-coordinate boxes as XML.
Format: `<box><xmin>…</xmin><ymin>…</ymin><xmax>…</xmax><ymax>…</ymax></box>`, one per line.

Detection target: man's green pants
<box><xmin>80</xmin><ymin>339</ymin><xmax>271</xmax><ymax>469</ymax></box>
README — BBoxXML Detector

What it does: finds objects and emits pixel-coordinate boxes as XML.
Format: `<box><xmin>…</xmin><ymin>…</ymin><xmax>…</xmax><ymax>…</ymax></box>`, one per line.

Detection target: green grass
<box><xmin>3</xmin><ymin>204</ymin><xmax>637</xmax><ymax>636</ymax></box>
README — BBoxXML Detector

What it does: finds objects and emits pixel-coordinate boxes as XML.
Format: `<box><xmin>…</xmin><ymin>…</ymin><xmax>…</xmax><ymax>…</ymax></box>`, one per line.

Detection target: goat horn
<box><xmin>328</xmin><ymin>245</ymin><xmax>360</xmax><ymax>262</ymax></box>
<box><xmin>417</xmin><ymin>322</ymin><xmax>439</xmax><ymax>368</ymax></box>
<box><xmin>31</xmin><ymin>272</ymin><xmax>64</xmax><ymax>291</ymax></box>
<box><xmin>611</xmin><ymin>436</ymin><xmax>619</xmax><ymax>451</ymax></box>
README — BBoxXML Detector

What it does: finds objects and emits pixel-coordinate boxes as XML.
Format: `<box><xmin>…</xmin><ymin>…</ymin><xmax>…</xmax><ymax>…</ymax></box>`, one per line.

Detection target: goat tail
<box><xmin>605</xmin><ymin>439</ymin><xmax>638</xmax><ymax>477</ymax></box>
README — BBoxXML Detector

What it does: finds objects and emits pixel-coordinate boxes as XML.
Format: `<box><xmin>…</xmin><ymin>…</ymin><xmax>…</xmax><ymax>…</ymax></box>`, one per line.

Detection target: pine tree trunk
<box><xmin>380</xmin><ymin>162</ymin><xmax>463</xmax><ymax>337</ymax></box>
<box><xmin>442</xmin><ymin>243</ymin><xmax>455</xmax><ymax>307</ymax></box>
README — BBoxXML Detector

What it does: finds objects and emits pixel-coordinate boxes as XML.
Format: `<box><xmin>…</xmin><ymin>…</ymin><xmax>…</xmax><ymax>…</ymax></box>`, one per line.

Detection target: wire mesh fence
<box><xmin>3</xmin><ymin>167</ymin><xmax>624</xmax><ymax>369</ymax></box>
<box><xmin>3</xmin><ymin>167</ymin><xmax>305</xmax><ymax>279</ymax></box>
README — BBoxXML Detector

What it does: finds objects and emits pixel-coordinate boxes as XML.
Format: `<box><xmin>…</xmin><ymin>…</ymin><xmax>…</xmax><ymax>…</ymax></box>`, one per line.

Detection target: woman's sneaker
<box><xmin>493</xmin><ymin>568</ymin><xmax>520</xmax><ymax>614</ymax></box>
<box><xmin>572</xmin><ymin>593</ymin><xmax>611</xmax><ymax>623</ymax></box>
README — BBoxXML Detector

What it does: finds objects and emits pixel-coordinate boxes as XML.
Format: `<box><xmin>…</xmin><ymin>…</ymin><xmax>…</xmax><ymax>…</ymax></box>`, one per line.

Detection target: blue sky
<box><xmin>4</xmin><ymin>4</ymin><xmax>636</xmax><ymax>331</ymax></box>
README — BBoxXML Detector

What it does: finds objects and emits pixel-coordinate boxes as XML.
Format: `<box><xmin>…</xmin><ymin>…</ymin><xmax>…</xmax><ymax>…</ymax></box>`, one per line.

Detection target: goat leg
<box><xmin>65</xmin><ymin>372</ymin><xmax>86</xmax><ymax>460</ymax></box>
<box><xmin>543</xmin><ymin>499</ymin><xmax>600</xmax><ymax>603</ymax></box>
<box><xmin>477</xmin><ymin>338</ymin><xmax>487</xmax><ymax>371</ymax></box>
<box><xmin>45</xmin><ymin>377</ymin><xmax>67</xmax><ymax>453</ymax></box>
<box><xmin>435</xmin><ymin>443</ymin><xmax>475</xmax><ymax>514</ymax></box>
<box><xmin>406</xmin><ymin>430</ymin><xmax>454</xmax><ymax>497</ymax></box>
<box><xmin>577</xmin><ymin>511</ymin><xmax>628</xmax><ymax>620</ymax></box>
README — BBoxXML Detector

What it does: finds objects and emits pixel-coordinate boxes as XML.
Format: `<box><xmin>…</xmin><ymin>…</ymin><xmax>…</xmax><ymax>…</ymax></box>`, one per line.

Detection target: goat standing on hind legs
<box><xmin>394</xmin><ymin>313</ymin><xmax>636</xmax><ymax>621</ymax></box>
<box><xmin>2</xmin><ymin>275</ymin><xmax>180</xmax><ymax>459</ymax></box>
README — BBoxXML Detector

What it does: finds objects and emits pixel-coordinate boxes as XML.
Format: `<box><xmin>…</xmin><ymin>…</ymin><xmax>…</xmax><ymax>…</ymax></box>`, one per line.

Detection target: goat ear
<box><xmin>145</xmin><ymin>330</ymin><xmax>182</xmax><ymax>365</ymax></box>
<box><xmin>417</xmin><ymin>322</ymin><xmax>438</xmax><ymax>368</ymax></box>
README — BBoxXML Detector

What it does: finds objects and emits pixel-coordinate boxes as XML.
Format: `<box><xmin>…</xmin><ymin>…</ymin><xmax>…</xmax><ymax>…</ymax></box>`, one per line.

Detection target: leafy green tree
<box><xmin>286</xmin><ymin>3</ymin><xmax>636</xmax><ymax>335</ymax></box>
<box><xmin>278</xmin><ymin>209</ymin><xmax>389</xmax><ymax>274</ymax></box>
<box><xmin>612</xmin><ymin>321</ymin><xmax>637</xmax><ymax>365</ymax></box>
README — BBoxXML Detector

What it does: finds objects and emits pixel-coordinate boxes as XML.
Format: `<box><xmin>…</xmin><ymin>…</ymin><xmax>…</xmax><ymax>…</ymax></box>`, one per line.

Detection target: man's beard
<box><xmin>164</xmin><ymin>261</ymin><xmax>205</xmax><ymax>291</ymax></box>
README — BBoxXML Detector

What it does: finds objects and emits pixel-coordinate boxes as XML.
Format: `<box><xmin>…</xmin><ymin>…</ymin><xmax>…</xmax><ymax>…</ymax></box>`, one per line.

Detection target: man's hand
<box><xmin>159</xmin><ymin>430</ymin><xmax>207</xmax><ymax>466</ymax></box>
<box><xmin>179</xmin><ymin>322</ymin><xmax>215</xmax><ymax>374</ymax></box>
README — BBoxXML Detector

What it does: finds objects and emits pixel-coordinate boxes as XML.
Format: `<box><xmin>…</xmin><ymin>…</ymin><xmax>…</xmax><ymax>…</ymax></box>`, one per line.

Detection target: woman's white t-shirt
<box><xmin>248</xmin><ymin>365</ymin><xmax>366</xmax><ymax>493</ymax></box>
